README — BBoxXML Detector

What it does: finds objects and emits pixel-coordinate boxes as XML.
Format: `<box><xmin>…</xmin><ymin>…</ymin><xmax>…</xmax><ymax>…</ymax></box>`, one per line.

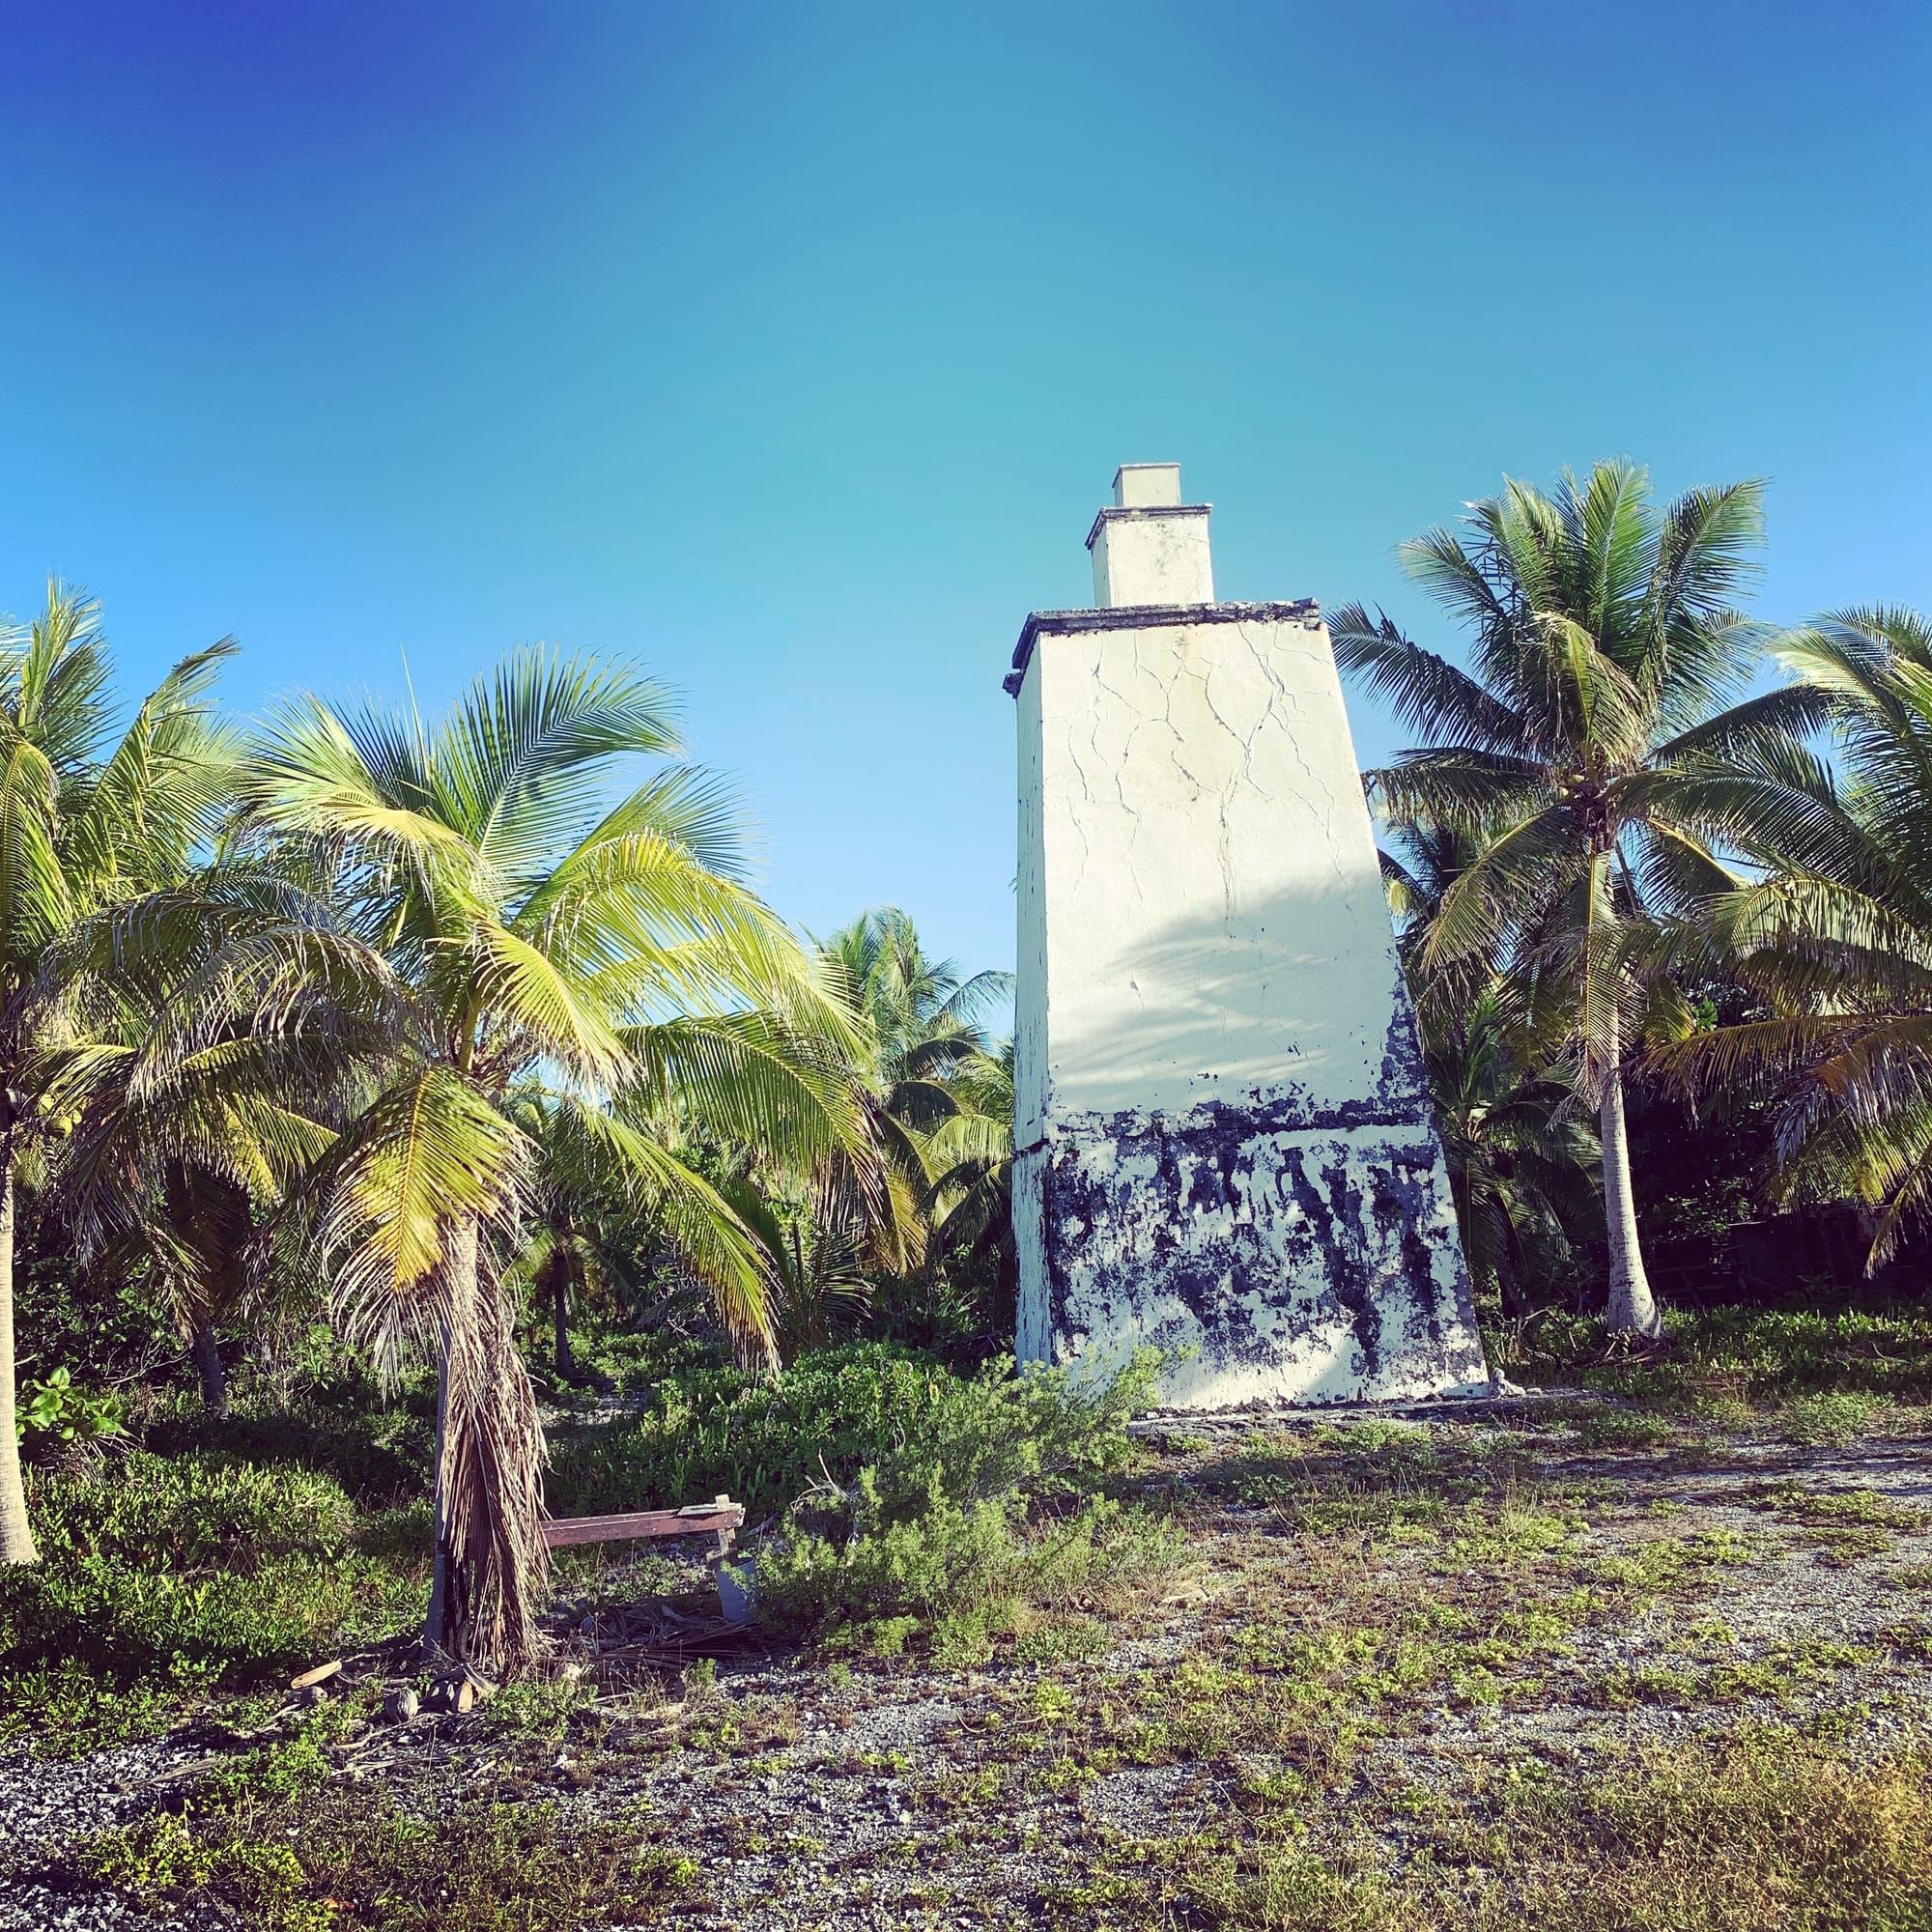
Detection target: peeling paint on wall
<box><xmin>1028</xmin><ymin>1096</ymin><xmax>1485</xmax><ymax>1407</ymax></box>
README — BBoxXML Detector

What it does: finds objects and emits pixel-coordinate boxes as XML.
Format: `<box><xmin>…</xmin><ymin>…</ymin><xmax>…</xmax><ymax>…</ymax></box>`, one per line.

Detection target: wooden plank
<box><xmin>541</xmin><ymin>1502</ymin><xmax>744</xmax><ymax>1550</ymax></box>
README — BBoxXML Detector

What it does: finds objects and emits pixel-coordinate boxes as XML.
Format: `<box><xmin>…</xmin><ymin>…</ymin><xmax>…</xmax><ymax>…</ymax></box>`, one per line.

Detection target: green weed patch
<box><xmin>77</xmin><ymin>1791</ymin><xmax>700</xmax><ymax>1930</ymax></box>
<box><xmin>1</xmin><ymin>1454</ymin><xmax>422</xmax><ymax>1752</ymax></box>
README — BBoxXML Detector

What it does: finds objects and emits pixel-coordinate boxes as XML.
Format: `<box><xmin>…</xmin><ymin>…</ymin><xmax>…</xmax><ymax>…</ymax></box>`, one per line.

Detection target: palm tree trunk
<box><xmin>0</xmin><ymin>1162</ymin><xmax>40</xmax><ymax>1565</ymax></box>
<box><xmin>188</xmin><ymin>1319</ymin><xmax>230</xmax><ymax>1418</ymax></box>
<box><xmin>553</xmin><ymin>1272</ymin><xmax>575</xmax><ymax>1383</ymax></box>
<box><xmin>424</xmin><ymin>1217</ymin><xmax>548</xmax><ymax>1668</ymax></box>
<box><xmin>424</xmin><ymin>1338</ymin><xmax>456</xmax><ymax>1666</ymax></box>
<box><xmin>424</xmin><ymin>1219</ymin><xmax>474</xmax><ymax>1666</ymax></box>
<box><xmin>1599</xmin><ymin>1016</ymin><xmax>1662</xmax><ymax>1337</ymax></box>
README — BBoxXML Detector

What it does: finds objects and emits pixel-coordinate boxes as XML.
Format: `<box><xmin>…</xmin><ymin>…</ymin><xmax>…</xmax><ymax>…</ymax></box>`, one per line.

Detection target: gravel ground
<box><xmin>0</xmin><ymin>1737</ymin><xmax>235</xmax><ymax>1932</ymax></box>
<box><xmin>6</xmin><ymin>1417</ymin><xmax>1930</xmax><ymax>1930</ymax></box>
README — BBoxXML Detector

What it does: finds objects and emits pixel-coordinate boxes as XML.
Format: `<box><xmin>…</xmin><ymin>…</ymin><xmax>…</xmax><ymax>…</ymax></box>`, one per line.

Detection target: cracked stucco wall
<box><xmin>1013</xmin><ymin>604</ymin><xmax>1488</xmax><ymax>1406</ymax></box>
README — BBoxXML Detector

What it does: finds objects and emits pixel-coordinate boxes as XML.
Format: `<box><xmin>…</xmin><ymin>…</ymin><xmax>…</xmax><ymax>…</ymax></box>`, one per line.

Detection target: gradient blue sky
<box><xmin>2</xmin><ymin>2</ymin><xmax>1926</xmax><ymax>980</ymax></box>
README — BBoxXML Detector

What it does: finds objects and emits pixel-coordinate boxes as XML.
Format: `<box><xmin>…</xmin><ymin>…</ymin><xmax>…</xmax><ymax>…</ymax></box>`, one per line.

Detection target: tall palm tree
<box><xmin>1653</xmin><ymin>608</ymin><xmax>1932</xmax><ymax>1265</ymax></box>
<box><xmin>194</xmin><ymin>648</ymin><xmax>868</xmax><ymax>1662</ymax></box>
<box><xmin>1332</xmin><ymin>461</ymin><xmax>1813</xmax><ymax>1334</ymax></box>
<box><xmin>0</xmin><ymin>585</ymin><xmax>235</xmax><ymax>1565</ymax></box>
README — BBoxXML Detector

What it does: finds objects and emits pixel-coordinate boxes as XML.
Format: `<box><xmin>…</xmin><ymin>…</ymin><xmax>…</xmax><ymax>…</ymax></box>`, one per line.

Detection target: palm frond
<box><xmin>440</xmin><ymin>647</ymin><xmax>683</xmax><ymax>885</ymax></box>
<box><xmin>316</xmin><ymin>1067</ymin><xmax>529</xmax><ymax>1374</ymax></box>
<box><xmin>1328</xmin><ymin>603</ymin><xmax>1531</xmax><ymax>754</ymax></box>
<box><xmin>547</xmin><ymin>1094</ymin><xmax>779</xmax><ymax>1362</ymax></box>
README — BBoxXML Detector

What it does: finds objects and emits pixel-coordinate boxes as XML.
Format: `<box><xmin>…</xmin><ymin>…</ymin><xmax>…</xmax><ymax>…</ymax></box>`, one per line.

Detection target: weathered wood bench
<box><xmin>541</xmin><ymin>1494</ymin><xmax>744</xmax><ymax>1556</ymax></box>
<box><xmin>541</xmin><ymin>1494</ymin><xmax>753</xmax><ymax>1624</ymax></box>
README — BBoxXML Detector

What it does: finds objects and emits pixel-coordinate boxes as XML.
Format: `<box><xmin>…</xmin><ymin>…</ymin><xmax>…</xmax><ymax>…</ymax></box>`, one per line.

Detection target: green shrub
<box><xmin>1776</xmin><ymin>1390</ymin><xmax>1889</xmax><ymax>1446</ymax></box>
<box><xmin>140</xmin><ymin>1363</ymin><xmax>435</xmax><ymax>1507</ymax></box>
<box><xmin>548</xmin><ymin>1339</ymin><xmax>1158</xmax><ymax>1520</ymax></box>
<box><xmin>748</xmin><ymin>1349</ymin><xmax>1178</xmax><ymax>1649</ymax></box>
<box><xmin>28</xmin><ymin>1451</ymin><xmax>356</xmax><ymax>1570</ymax></box>
<box><xmin>1503</xmin><ymin>1299</ymin><xmax>1932</xmax><ymax>1415</ymax></box>
<box><xmin>765</xmin><ymin>1488</ymin><xmax>1176</xmax><ymax>1644</ymax></box>
<box><xmin>197</xmin><ymin>1717</ymin><xmax>340</xmax><ymax>1808</ymax></box>
<box><xmin>14</xmin><ymin>1367</ymin><xmax>127</xmax><ymax>1456</ymax></box>
<box><xmin>0</xmin><ymin>1453</ymin><xmax>422</xmax><ymax>1751</ymax></box>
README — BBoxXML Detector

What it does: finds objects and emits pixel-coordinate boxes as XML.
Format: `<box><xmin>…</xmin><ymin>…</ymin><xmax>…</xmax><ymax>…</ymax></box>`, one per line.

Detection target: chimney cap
<box><xmin>1112</xmin><ymin>463</ymin><xmax>1183</xmax><ymax>508</ymax></box>
<box><xmin>1087</xmin><ymin>462</ymin><xmax>1213</xmax><ymax>609</ymax></box>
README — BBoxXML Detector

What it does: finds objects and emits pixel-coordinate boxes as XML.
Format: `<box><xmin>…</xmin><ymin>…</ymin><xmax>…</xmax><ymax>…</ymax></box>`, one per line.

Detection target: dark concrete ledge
<box><xmin>1004</xmin><ymin>598</ymin><xmax>1322</xmax><ymax>696</ymax></box>
<box><xmin>1083</xmin><ymin>501</ymin><xmax>1213</xmax><ymax>552</ymax></box>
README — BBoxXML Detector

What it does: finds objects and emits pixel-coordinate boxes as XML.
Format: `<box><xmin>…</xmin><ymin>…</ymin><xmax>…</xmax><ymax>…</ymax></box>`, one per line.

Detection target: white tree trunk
<box><xmin>0</xmin><ymin>1163</ymin><xmax>40</xmax><ymax>1565</ymax></box>
<box><xmin>1599</xmin><ymin>1016</ymin><xmax>1662</xmax><ymax>1337</ymax></box>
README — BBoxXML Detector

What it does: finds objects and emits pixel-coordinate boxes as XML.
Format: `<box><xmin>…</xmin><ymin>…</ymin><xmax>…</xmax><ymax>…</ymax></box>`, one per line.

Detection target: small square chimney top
<box><xmin>1113</xmin><ymin>462</ymin><xmax>1182</xmax><ymax>508</ymax></box>
<box><xmin>1087</xmin><ymin>462</ymin><xmax>1212</xmax><ymax>609</ymax></box>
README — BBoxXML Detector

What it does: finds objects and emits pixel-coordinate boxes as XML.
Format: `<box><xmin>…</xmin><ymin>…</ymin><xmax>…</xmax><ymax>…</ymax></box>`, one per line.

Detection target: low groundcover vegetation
<box><xmin>5</xmin><ymin>1298</ymin><xmax>1930</xmax><ymax>1930</ymax></box>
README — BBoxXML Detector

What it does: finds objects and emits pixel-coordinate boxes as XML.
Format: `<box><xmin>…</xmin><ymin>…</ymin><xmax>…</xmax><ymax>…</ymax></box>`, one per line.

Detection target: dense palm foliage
<box><xmin>45</xmin><ymin>883</ymin><xmax>333</xmax><ymax>1419</ymax></box>
<box><xmin>817</xmin><ymin>908</ymin><xmax>1014</xmax><ymax>1288</ymax></box>
<box><xmin>1</xmin><ymin>591</ymin><xmax>1023</xmax><ymax>1661</ymax></box>
<box><xmin>0</xmin><ymin>587</ymin><xmax>237</xmax><ymax>1565</ymax></box>
<box><xmin>1379</xmin><ymin>822</ymin><xmax>1600</xmax><ymax>1314</ymax></box>
<box><xmin>500</xmin><ymin>1088</ymin><xmax>649</xmax><ymax>1387</ymax></box>
<box><xmin>1655</xmin><ymin>608</ymin><xmax>1932</xmax><ymax>1265</ymax></box>
<box><xmin>1334</xmin><ymin>460</ymin><xmax>1817</xmax><ymax>1334</ymax></box>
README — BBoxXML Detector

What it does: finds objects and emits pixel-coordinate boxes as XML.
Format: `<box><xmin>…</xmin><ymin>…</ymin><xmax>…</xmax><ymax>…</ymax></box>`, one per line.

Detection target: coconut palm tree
<box><xmin>0</xmin><ymin>585</ymin><xmax>236</xmax><ymax>1566</ymax></box>
<box><xmin>191</xmin><ymin>647</ymin><xmax>869</xmax><ymax>1662</ymax></box>
<box><xmin>1652</xmin><ymin>608</ymin><xmax>1932</xmax><ymax>1266</ymax></box>
<box><xmin>1332</xmin><ymin>461</ymin><xmax>1816</xmax><ymax>1335</ymax></box>
<box><xmin>821</xmin><ymin>909</ymin><xmax>1011</xmax><ymax>1094</ymax></box>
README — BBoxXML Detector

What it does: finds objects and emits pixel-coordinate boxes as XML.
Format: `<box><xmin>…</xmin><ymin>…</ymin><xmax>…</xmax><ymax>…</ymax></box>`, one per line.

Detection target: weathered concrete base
<box><xmin>1016</xmin><ymin>1094</ymin><xmax>1489</xmax><ymax>1407</ymax></box>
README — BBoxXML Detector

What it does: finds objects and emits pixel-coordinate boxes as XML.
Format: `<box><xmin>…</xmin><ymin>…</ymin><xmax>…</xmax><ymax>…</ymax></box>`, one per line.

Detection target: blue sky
<box><xmin>2</xmin><ymin>1</ymin><xmax>1926</xmax><ymax>982</ymax></box>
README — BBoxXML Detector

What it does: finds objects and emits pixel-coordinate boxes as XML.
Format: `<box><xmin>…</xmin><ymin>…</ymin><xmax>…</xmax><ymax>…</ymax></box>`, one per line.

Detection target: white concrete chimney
<box><xmin>1007</xmin><ymin>462</ymin><xmax>1489</xmax><ymax>1410</ymax></box>
<box><xmin>1086</xmin><ymin>462</ymin><xmax>1214</xmax><ymax>609</ymax></box>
